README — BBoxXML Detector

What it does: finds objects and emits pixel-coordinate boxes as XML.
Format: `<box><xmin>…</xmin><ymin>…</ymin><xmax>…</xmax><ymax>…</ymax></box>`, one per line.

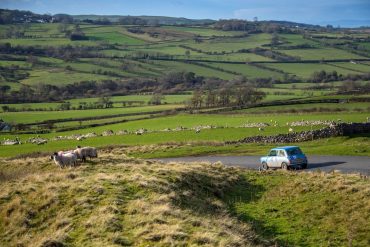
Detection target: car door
<box><xmin>277</xmin><ymin>150</ymin><xmax>287</xmax><ymax>167</ymax></box>
<box><xmin>267</xmin><ymin>150</ymin><xmax>277</xmax><ymax>167</ymax></box>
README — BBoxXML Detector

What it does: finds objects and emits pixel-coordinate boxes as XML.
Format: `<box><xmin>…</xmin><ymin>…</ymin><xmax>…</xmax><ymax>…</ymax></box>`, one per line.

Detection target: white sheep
<box><xmin>74</xmin><ymin>146</ymin><xmax>98</xmax><ymax>162</ymax></box>
<box><xmin>288</xmin><ymin>128</ymin><xmax>294</xmax><ymax>133</ymax></box>
<box><xmin>51</xmin><ymin>152</ymin><xmax>77</xmax><ymax>168</ymax></box>
<box><xmin>258</xmin><ymin>127</ymin><xmax>264</xmax><ymax>131</ymax></box>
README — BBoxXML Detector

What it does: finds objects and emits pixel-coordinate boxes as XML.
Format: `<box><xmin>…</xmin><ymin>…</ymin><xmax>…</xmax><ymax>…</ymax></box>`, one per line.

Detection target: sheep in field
<box><xmin>74</xmin><ymin>146</ymin><xmax>98</xmax><ymax>162</ymax></box>
<box><xmin>51</xmin><ymin>152</ymin><xmax>77</xmax><ymax>168</ymax></box>
<box><xmin>288</xmin><ymin>128</ymin><xmax>294</xmax><ymax>133</ymax></box>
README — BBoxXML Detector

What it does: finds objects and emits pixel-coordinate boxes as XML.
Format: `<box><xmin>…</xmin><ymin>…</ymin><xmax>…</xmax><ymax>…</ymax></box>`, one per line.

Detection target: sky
<box><xmin>1</xmin><ymin>0</ymin><xmax>370</xmax><ymax>27</ymax></box>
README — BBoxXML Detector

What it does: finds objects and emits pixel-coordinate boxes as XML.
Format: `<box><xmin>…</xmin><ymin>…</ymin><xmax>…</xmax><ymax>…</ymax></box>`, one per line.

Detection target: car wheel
<box><xmin>301</xmin><ymin>163</ymin><xmax>308</xmax><ymax>169</ymax></box>
<box><xmin>262</xmin><ymin>162</ymin><xmax>269</xmax><ymax>170</ymax></box>
<box><xmin>281</xmin><ymin>162</ymin><xmax>288</xmax><ymax>170</ymax></box>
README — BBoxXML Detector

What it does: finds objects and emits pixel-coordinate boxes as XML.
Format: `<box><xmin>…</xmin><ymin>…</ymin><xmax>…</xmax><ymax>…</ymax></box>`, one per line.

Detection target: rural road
<box><xmin>156</xmin><ymin>155</ymin><xmax>370</xmax><ymax>174</ymax></box>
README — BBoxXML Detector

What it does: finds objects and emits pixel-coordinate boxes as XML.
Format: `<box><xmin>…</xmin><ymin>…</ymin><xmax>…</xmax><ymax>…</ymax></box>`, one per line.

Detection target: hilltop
<box><xmin>0</xmin><ymin>149</ymin><xmax>369</xmax><ymax>246</ymax></box>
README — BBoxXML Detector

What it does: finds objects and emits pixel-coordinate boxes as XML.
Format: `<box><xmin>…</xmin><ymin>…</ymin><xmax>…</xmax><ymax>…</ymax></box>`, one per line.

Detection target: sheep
<box><xmin>51</xmin><ymin>152</ymin><xmax>77</xmax><ymax>168</ymax></box>
<box><xmin>74</xmin><ymin>146</ymin><xmax>98</xmax><ymax>162</ymax></box>
<box><xmin>258</xmin><ymin>127</ymin><xmax>264</xmax><ymax>131</ymax></box>
<box><xmin>195</xmin><ymin>128</ymin><xmax>201</xmax><ymax>134</ymax></box>
<box><xmin>288</xmin><ymin>128</ymin><xmax>294</xmax><ymax>133</ymax></box>
<box><xmin>76</xmin><ymin>136</ymin><xmax>85</xmax><ymax>141</ymax></box>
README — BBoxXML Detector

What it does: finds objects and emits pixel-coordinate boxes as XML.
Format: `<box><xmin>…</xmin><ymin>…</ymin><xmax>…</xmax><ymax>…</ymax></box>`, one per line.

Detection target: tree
<box><xmin>0</xmin><ymin>85</ymin><xmax>10</xmax><ymax>95</ymax></box>
<box><xmin>149</xmin><ymin>93</ymin><xmax>164</xmax><ymax>105</ymax></box>
<box><xmin>189</xmin><ymin>90</ymin><xmax>204</xmax><ymax>109</ymax></box>
<box><xmin>57</xmin><ymin>23</ymin><xmax>68</xmax><ymax>33</ymax></box>
<box><xmin>59</xmin><ymin>102</ymin><xmax>71</xmax><ymax>110</ymax></box>
<box><xmin>98</xmin><ymin>96</ymin><xmax>113</xmax><ymax>108</ymax></box>
<box><xmin>1</xmin><ymin>105</ymin><xmax>9</xmax><ymax>112</ymax></box>
<box><xmin>271</xmin><ymin>33</ymin><xmax>280</xmax><ymax>47</ymax></box>
<box><xmin>185</xmin><ymin>50</ymin><xmax>190</xmax><ymax>58</ymax></box>
<box><xmin>205</xmin><ymin>90</ymin><xmax>217</xmax><ymax>107</ymax></box>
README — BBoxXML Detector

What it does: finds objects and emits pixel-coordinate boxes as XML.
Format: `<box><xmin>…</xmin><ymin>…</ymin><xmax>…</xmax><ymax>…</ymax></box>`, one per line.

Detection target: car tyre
<box><xmin>281</xmin><ymin>162</ymin><xmax>288</xmax><ymax>170</ymax></box>
<box><xmin>262</xmin><ymin>162</ymin><xmax>269</xmax><ymax>170</ymax></box>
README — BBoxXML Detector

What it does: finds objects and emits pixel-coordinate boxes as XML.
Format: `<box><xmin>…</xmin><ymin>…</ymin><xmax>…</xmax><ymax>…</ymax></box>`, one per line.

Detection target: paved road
<box><xmin>156</xmin><ymin>155</ymin><xmax>370</xmax><ymax>174</ymax></box>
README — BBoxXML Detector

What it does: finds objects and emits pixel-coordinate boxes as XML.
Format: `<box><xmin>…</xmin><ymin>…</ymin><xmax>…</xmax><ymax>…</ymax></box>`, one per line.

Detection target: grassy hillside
<box><xmin>1</xmin><ymin>23</ymin><xmax>370</xmax><ymax>92</ymax></box>
<box><xmin>0</xmin><ymin>151</ymin><xmax>369</xmax><ymax>246</ymax></box>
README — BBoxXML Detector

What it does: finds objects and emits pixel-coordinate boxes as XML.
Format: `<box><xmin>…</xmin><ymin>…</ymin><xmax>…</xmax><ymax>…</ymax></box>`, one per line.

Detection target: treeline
<box><xmin>0</xmin><ymin>70</ymin><xmax>205</xmax><ymax>103</ymax></box>
<box><xmin>213</xmin><ymin>19</ymin><xmax>294</xmax><ymax>33</ymax></box>
<box><xmin>0</xmin><ymin>66</ymin><xmax>29</xmax><ymax>82</ymax></box>
<box><xmin>310</xmin><ymin>70</ymin><xmax>370</xmax><ymax>83</ymax></box>
<box><xmin>188</xmin><ymin>85</ymin><xmax>266</xmax><ymax>109</ymax></box>
<box><xmin>0</xmin><ymin>9</ymin><xmax>51</xmax><ymax>24</ymax></box>
<box><xmin>0</xmin><ymin>43</ymin><xmax>103</xmax><ymax>61</ymax></box>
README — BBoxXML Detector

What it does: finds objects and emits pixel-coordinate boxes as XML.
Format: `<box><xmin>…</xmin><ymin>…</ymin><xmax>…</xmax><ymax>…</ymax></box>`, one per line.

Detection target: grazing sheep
<box><xmin>258</xmin><ymin>127</ymin><xmax>264</xmax><ymax>131</ymax></box>
<box><xmin>74</xmin><ymin>146</ymin><xmax>98</xmax><ymax>162</ymax></box>
<box><xmin>37</xmin><ymin>140</ymin><xmax>47</xmax><ymax>145</ymax></box>
<box><xmin>76</xmin><ymin>136</ymin><xmax>85</xmax><ymax>141</ymax></box>
<box><xmin>51</xmin><ymin>152</ymin><xmax>77</xmax><ymax>168</ymax></box>
<box><xmin>195</xmin><ymin>128</ymin><xmax>201</xmax><ymax>134</ymax></box>
<box><xmin>288</xmin><ymin>128</ymin><xmax>294</xmax><ymax>133</ymax></box>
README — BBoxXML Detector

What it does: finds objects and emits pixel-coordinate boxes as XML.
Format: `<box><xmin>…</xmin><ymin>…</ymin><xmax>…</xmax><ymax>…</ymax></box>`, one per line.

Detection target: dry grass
<box><xmin>1</xmin><ymin>148</ymin><xmax>369</xmax><ymax>246</ymax></box>
<box><xmin>0</xmin><ymin>150</ymin><xmax>261</xmax><ymax>247</ymax></box>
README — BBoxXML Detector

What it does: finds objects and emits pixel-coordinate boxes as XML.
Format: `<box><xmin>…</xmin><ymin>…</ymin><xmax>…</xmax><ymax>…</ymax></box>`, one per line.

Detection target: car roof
<box><xmin>272</xmin><ymin>146</ymin><xmax>299</xmax><ymax>150</ymax></box>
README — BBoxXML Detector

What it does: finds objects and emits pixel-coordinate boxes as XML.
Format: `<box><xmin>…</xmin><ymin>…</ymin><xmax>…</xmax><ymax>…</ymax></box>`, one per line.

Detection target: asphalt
<box><xmin>155</xmin><ymin>155</ymin><xmax>370</xmax><ymax>174</ymax></box>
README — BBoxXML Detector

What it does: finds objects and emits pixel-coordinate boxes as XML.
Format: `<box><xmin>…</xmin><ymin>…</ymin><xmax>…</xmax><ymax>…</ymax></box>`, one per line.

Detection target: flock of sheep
<box><xmin>51</xmin><ymin>146</ymin><xmax>98</xmax><ymax>168</ymax></box>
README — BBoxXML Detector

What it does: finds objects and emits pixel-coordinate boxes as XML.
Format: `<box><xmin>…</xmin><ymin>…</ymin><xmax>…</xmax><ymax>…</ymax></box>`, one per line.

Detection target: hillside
<box><xmin>0</xmin><ymin>149</ymin><xmax>369</xmax><ymax>246</ymax></box>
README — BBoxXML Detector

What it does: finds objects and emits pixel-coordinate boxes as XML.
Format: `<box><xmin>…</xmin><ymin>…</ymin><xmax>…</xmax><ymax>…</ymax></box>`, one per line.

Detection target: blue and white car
<box><xmin>260</xmin><ymin>146</ymin><xmax>308</xmax><ymax>170</ymax></box>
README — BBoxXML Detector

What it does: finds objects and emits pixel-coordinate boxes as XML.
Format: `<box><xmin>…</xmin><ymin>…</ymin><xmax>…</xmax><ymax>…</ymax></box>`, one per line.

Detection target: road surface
<box><xmin>155</xmin><ymin>155</ymin><xmax>370</xmax><ymax>174</ymax></box>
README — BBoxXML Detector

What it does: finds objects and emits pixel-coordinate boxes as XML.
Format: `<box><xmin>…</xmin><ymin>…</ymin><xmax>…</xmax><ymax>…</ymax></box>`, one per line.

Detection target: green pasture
<box><xmin>185</xmin><ymin>33</ymin><xmax>272</xmax><ymax>53</ymax></box>
<box><xmin>0</xmin><ymin>112</ymin><xmax>369</xmax><ymax>157</ymax></box>
<box><xmin>0</xmin><ymin>94</ymin><xmax>190</xmax><ymax>112</ymax></box>
<box><xmin>279</xmin><ymin>47</ymin><xmax>366</xmax><ymax>60</ymax></box>
<box><xmin>278</xmin><ymin>34</ymin><xmax>318</xmax><ymax>46</ymax></box>
<box><xmin>0</xmin><ymin>60</ymin><xmax>31</xmax><ymax>68</ymax></box>
<box><xmin>153</xmin><ymin>60</ymin><xmax>235</xmax><ymax>80</ymax></box>
<box><xmin>203</xmin><ymin>62</ymin><xmax>283</xmax><ymax>78</ymax></box>
<box><xmin>263</xmin><ymin>63</ymin><xmax>362</xmax><ymax>78</ymax></box>
<box><xmin>0</xmin><ymin>37</ymin><xmax>99</xmax><ymax>47</ymax></box>
<box><xmin>21</xmin><ymin>69</ymin><xmax>116</xmax><ymax>86</ymax></box>
<box><xmin>328</xmin><ymin>62</ymin><xmax>370</xmax><ymax>73</ymax></box>
<box><xmin>163</xmin><ymin>26</ymin><xmax>245</xmax><ymax>37</ymax></box>
<box><xmin>83</xmin><ymin>25</ymin><xmax>146</xmax><ymax>45</ymax></box>
<box><xmin>237</xmin><ymin>102</ymin><xmax>370</xmax><ymax>114</ymax></box>
<box><xmin>0</xmin><ymin>104</ymin><xmax>182</xmax><ymax>124</ymax></box>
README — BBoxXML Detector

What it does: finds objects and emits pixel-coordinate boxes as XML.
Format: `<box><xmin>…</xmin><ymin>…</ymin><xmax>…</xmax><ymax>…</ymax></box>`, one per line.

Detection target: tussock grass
<box><xmin>227</xmin><ymin>170</ymin><xmax>370</xmax><ymax>246</ymax></box>
<box><xmin>0</xmin><ymin>151</ymin><xmax>261</xmax><ymax>246</ymax></box>
<box><xmin>1</xmin><ymin>148</ymin><xmax>369</xmax><ymax>246</ymax></box>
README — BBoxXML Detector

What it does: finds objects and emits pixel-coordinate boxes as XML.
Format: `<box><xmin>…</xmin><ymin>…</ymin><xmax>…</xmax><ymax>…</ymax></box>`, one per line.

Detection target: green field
<box><xmin>185</xmin><ymin>33</ymin><xmax>272</xmax><ymax>53</ymax></box>
<box><xmin>280</xmin><ymin>47</ymin><xmax>367</xmax><ymax>60</ymax></box>
<box><xmin>263</xmin><ymin>63</ymin><xmax>363</xmax><ymax>78</ymax></box>
<box><xmin>0</xmin><ymin>104</ymin><xmax>182</xmax><ymax>124</ymax></box>
<box><xmin>1</xmin><ymin>111</ymin><xmax>369</xmax><ymax>157</ymax></box>
<box><xmin>203</xmin><ymin>62</ymin><xmax>283</xmax><ymax>78</ymax></box>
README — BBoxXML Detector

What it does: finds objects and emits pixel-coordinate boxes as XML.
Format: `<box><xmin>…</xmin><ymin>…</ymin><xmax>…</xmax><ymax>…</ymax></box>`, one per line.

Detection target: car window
<box><xmin>287</xmin><ymin>148</ymin><xmax>303</xmax><ymax>156</ymax></box>
<box><xmin>269</xmin><ymin>150</ymin><xmax>277</xmax><ymax>156</ymax></box>
<box><xmin>278</xmin><ymin>150</ymin><xmax>285</xmax><ymax>157</ymax></box>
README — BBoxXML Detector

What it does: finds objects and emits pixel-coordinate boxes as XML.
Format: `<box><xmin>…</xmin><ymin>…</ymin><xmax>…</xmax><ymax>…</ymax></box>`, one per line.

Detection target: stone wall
<box><xmin>226</xmin><ymin>122</ymin><xmax>370</xmax><ymax>144</ymax></box>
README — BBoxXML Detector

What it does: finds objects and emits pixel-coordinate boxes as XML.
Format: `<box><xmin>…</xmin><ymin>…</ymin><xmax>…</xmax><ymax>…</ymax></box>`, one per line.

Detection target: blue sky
<box><xmin>1</xmin><ymin>0</ymin><xmax>369</xmax><ymax>27</ymax></box>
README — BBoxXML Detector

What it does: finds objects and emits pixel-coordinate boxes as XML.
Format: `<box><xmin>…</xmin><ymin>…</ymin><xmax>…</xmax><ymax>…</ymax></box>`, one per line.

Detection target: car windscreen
<box><xmin>286</xmin><ymin>148</ymin><xmax>303</xmax><ymax>156</ymax></box>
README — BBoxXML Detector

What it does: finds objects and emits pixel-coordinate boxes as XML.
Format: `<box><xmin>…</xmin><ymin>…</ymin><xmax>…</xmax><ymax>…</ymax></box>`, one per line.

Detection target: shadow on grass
<box><xmin>170</xmin><ymin>168</ymin><xmax>294</xmax><ymax>246</ymax></box>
